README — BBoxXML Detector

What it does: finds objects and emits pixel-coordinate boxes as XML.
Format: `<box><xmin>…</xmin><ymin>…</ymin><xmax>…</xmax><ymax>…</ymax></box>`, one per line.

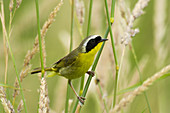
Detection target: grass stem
<box><xmin>86</xmin><ymin>0</ymin><xmax>93</xmax><ymax>36</ymax></box>
<box><xmin>131</xmin><ymin>43</ymin><xmax>152</xmax><ymax>113</ymax></box>
<box><xmin>2</xmin><ymin>15</ymin><xmax>28</xmax><ymax>113</ymax></box>
<box><xmin>103</xmin><ymin>0</ymin><xmax>118</xmax><ymax>108</ymax></box>
<box><xmin>98</xmin><ymin>83</ymin><xmax>109</xmax><ymax>113</ymax></box>
<box><xmin>97</xmin><ymin>79</ymin><xmax>109</xmax><ymax>113</ymax></box>
<box><xmin>65</xmin><ymin>0</ymin><xmax>74</xmax><ymax>112</ymax></box>
<box><xmin>35</xmin><ymin>0</ymin><xmax>45</xmax><ymax>78</ymax></box>
<box><xmin>0</xmin><ymin>1</ymin><xmax>27</xmax><ymax>112</ymax></box>
<box><xmin>69</xmin><ymin>0</ymin><xmax>74</xmax><ymax>52</ymax></box>
<box><xmin>65</xmin><ymin>84</ymin><xmax>70</xmax><ymax>113</ymax></box>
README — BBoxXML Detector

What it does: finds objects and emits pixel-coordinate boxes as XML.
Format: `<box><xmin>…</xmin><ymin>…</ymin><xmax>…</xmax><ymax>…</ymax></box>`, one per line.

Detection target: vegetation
<box><xmin>0</xmin><ymin>0</ymin><xmax>170</xmax><ymax>113</ymax></box>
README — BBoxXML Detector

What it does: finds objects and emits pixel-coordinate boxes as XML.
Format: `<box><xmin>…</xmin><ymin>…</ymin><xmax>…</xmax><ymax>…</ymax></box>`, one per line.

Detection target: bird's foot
<box><xmin>77</xmin><ymin>96</ymin><xmax>86</xmax><ymax>105</ymax></box>
<box><xmin>86</xmin><ymin>71</ymin><xmax>95</xmax><ymax>77</ymax></box>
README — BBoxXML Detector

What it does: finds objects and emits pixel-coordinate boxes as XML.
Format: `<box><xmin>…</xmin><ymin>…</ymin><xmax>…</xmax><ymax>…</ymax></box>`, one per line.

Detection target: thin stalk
<box><xmin>2</xmin><ymin>6</ymin><xmax>9</xmax><ymax>87</ymax></box>
<box><xmin>72</xmin><ymin>99</ymin><xmax>78</xmax><ymax>113</ymax></box>
<box><xmin>65</xmin><ymin>85</ymin><xmax>70</xmax><ymax>113</ymax></box>
<box><xmin>79</xmin><ymin>76</ymin><xmax>84</xmax><ymax>96</ymax></box>
<box><xmin>4</xmin><ymin>17</ymin><xmax>28</xmax><ymax>113</ymax></box>
<box><xmin>111</xmin><ymin>0</ymin><xmax>116</xmax><ymax>17</ymax></box>
<box><xmin>8</xmin><ymin>7</ymin><xmax>17</xmax><ymax>37</ymax></box>
<box><xmin>69</xmin><ymin>0</ymin><xmax>84</xmax><ymax>39</ymax></box>
<box><xmin>86</xmin><ymin>0</ymin><xmax>93</xmax><ymax>36</ymax></box>
<box><xmin>69</xmin><ymin>0</ymin><xmax>74</xmax><ymax>52</ymax></box>
<box><xmin>5</xmin><ymin>6</ymin><xmax>15</xmax><ymax>86</ymax></box>
<box><xmin>7</xmin><ymin>1</ymin><xmax>17</xmax><ymax>87</ymax></box>
<box><xmin>35</xmin><ymin>0</ymin><xmax>45</xmax><ymax>77</ymax></box>
<box><xmin>113</xmin><ymin>45</ymin><xmax>126</xmax><ymax>103</ymax></box>
<box><xmin>103</xmin><ymin>0</ymin><xmax>118</xmax><ymax>108</ymax></box>
<box><xmin>65</xmin><ymin>0</ymin><xmax>74</xmax><ymax>112</ymax></box>
<box><xmin>79</xmin><ymin>0</ymin><xmax>93</xmax><ymax>100</ymax></box>
<box><xmin>131</xmin><ymin>44</ymin><xmax>143</xmax><ymax>82</ymax></box>
<box><xmin>118</xmin><ymin>45</ymin><xmax>125</xmax><ymax>81</ymax></box>
<box><xmin>0</xmin><ymin>1</ymin><xmax>27</xmax><ymax>112</ymax></box>
<box><xmin>8</xmin><ymin>4</ymin><xmax>17</xmax><ymax>105</ymax></box>
<box><xmin>98</xmin><ymin>85</ymin><xmax>109</xmax><ymax>113</ymax></box>
<box><xmin>97</xmin><ymin>79</ymin><xmax>109</xmax><ymax>113</ymax></box>
<box><xmin>131</xmin><ymin>43</ymin><xmax>152</xmax><ymax>113</ymax></box>
<box><xmin>74</xmin><ymin>13</ymin><xmax>84</xmax><ymax>39</ymax></box>
<box><xmin>35</xmin><ymin>0</ymin><xmax>45</xmax><ymax>112</ymax></box>
<box><xmin>113</xmin><ymin>69</ymin><xmax>119</xmax><ymax>107</ymax></box>
<box><xmin>1</xmin><ymin>0</ymin><xmax>9</xmax><ymax>103</ymax></box>
<box><xmin>3</xmin><ymin>31</ymin><xmax>8</xmax><ymax>86</ymax></box>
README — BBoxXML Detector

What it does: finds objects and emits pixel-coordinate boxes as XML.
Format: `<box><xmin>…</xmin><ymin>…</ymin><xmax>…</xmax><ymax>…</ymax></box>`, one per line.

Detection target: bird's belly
<box><xmin>59</xmin><ymin>53</ymin><xmax>95</xmax><ymax>79</ymax></box>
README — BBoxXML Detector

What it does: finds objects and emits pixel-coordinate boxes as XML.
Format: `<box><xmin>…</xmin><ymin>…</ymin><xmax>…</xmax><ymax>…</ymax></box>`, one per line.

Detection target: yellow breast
<box><xmin>76</xmin><ymin>42</ymin><xmax>102</xmax><ymax>73</ymax></box>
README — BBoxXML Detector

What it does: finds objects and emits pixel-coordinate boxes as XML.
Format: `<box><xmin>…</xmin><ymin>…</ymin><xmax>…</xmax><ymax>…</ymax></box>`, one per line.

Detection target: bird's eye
<box><xmin>91</xmin><ymin>40</ymin><xmax>95</xmax><ymax>43</ymax></box>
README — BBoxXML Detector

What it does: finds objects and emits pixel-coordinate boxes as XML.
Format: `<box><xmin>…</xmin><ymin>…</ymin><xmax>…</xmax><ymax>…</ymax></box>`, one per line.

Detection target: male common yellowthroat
<box><xmin>31</xmin><ymin>35</ymin><xmax>108</xmax><ymax>104</ymax></box>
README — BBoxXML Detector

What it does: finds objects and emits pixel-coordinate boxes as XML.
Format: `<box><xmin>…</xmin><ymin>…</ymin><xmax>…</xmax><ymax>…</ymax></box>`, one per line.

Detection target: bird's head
<box><xmin>79</xmin><ymin>35</ymin><xmax>108</xmax><ymax>53</ymax></box>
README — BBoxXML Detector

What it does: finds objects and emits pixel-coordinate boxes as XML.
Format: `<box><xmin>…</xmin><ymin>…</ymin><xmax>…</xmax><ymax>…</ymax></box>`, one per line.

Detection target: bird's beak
<box><xmin>100</xmin><ymin>38</ymin><xmax>108</xmax><ymax>42</ymax></box>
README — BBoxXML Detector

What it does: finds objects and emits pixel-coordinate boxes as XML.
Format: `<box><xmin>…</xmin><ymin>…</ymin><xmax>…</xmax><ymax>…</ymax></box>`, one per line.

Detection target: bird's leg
<box><xmin>86</xmin><ymin>71</ymin><xmax>95</xmax><ymax>77</ymax></box>
<box><xmin>68</xmin><ymin>80</ymin><xmax>85</xmax><ymax>104</ymax></box>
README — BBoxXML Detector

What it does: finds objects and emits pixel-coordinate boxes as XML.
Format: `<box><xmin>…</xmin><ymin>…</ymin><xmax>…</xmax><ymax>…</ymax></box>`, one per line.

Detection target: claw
<box><xmin>80</xmin><ymin>96</ymin><xmax>86</xmax><ymax>100</ymax></box>
<box><xmin>77</xmin><ymin>96</ymin><xmax>86</xmax><ymax>104</ymax></box>
<box><xmin>86</xmin><ymin>71</ymin><xmax>95</xmax><ymax>77</ymax></box>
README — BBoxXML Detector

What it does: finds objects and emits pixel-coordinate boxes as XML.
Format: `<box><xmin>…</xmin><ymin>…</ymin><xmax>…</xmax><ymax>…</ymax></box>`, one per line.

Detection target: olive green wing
<box><xmin>52</xmin><ymin>49</ymin><xmax>79</xmax><ymax>70</ymax></box>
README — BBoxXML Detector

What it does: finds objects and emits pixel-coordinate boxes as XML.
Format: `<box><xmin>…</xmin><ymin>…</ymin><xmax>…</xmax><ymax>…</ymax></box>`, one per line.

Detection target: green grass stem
<box><xmin>103</xmin><ymin>0</ymin><xmax>118</xmax><ymax>108</ymax></box>
<box><xmin>71</xmin><ymin>99</ymin><xmax>79</xmax><ymax>113</ymax></box>
<box><xmin>86</xmin><ymin>0</ymin><xmax>93</xmax><ymax>36</ymax></box>
<box><xmin>6</xmin><ymin>37</ymin><xmax>28</xmax><ymax>112</ymax></box>
<box><xmin>72</xmin><ymin>3</ymin><xmax>84</xmax><ymax>39</ymax></box>
<box><xmin>69</xmin><ymin>0</ymin><xmax>74</xmax><ymax>52</ymax></box>
<box><xmin>98</xmin><ymin>84</ymin><xmax>109</xmax><ymax>113</ymax></box>
<box><xmin>97</xmin><ymin>75</ymin><xmax>109</xmax><ymax>113</ymax></box>
<box><xmin>65</xmin><ymin>84</ymin><xmax>70</xmax><ymax>113</ymax></box>
<box><xmin>131</xmin><ymin>43</ymin><xmax>152</xmax><ymax>113</ymax></box>
<box><xmin>0</xmin><ymin>1</ymin><xmax>27</xmax><ymax>112</ymax></box>
<box><xmin>4</xmin><ymin>20</ymin><xmax>28</xmax><ymax>113</ymax></box>
<box><xmin>35</xmin><ymin>0</ymin><xmax>45</xmax><ymax>78</ymax></box>
<box><xmin>6</xmin><ymin>1</ymin><xmax>17</xmax><ymax>101</ymax></box>
<box><xmin>65</xmin><ymin>0</ymin><xmax>74</xmax><ymax>112</ymax></box>
<box><xmin>111</xmin><ymin>0</ymin><xmax>116</xmax><ymax>17</ymax></box>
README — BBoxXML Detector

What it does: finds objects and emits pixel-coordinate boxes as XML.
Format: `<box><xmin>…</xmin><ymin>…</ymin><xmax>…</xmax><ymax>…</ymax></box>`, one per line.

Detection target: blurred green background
<box><xmin>0</xmin><ymin>0</ymin><xmax>170</xmax><ymax>113</ymax></box>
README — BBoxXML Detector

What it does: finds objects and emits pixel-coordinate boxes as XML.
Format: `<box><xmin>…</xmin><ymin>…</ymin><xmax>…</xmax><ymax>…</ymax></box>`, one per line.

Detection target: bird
<box><xmin>31</xmin><ymin>35</ymin><xmax>108</xmax><ymax>104</ymax></box>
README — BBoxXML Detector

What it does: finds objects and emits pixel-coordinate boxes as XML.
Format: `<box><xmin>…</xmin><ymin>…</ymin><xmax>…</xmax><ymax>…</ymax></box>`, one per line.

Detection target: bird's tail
<box><xmin>31</xmin><ymin>67</ymin><xmax>53</xmax><ymax>74</ymax></box>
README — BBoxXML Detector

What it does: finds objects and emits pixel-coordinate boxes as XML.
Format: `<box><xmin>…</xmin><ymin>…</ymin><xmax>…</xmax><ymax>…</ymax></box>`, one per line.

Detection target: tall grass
<box><xmin>0</xmin><ymin>0</ymin><xmax>170</xmax><ymax>113</ymax></box>
<box><xmin>0</xmin><ymin>0</ymin><xmax>27</xmax><ymax>112</ymax></box>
